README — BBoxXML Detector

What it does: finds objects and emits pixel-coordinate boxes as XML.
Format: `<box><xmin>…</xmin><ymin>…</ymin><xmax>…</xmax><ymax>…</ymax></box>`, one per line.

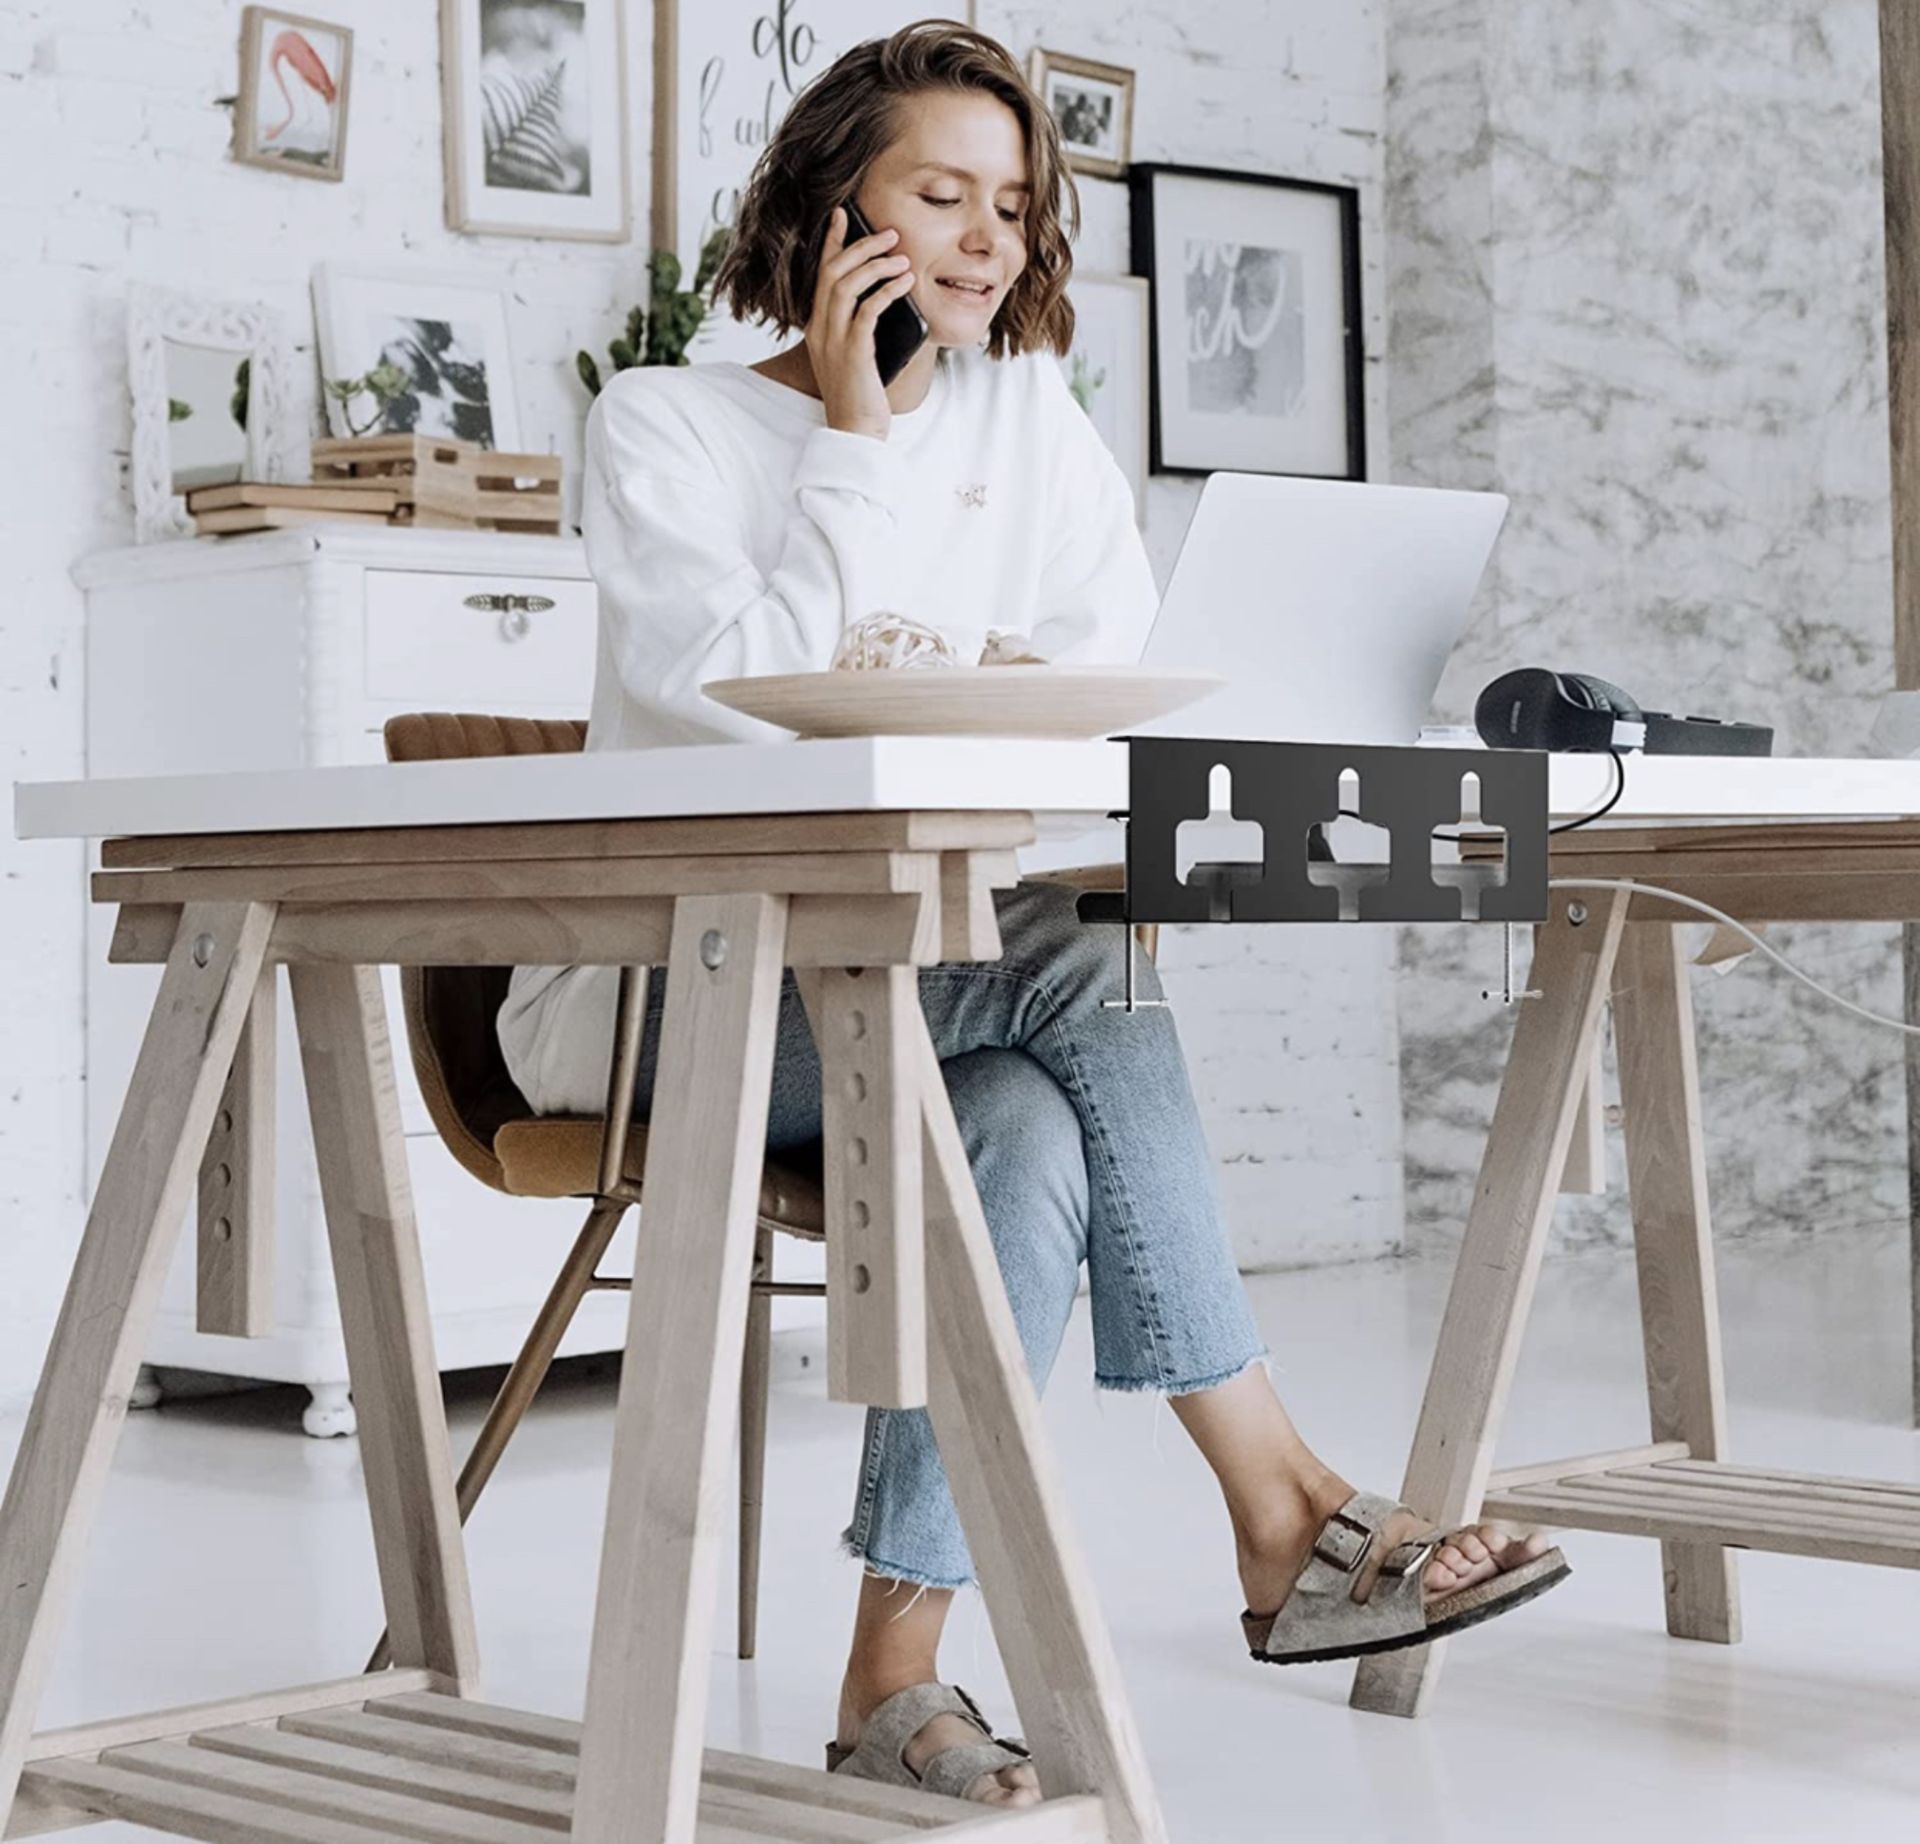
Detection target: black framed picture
<box><xmin>1128</xmin><ymin>162</ymin><xmax>1365</xmax><ymax>481</ymax></box>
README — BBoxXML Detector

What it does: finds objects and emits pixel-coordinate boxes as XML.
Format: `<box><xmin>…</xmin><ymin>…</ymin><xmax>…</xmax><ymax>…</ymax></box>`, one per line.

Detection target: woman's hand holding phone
<box><xmin>809</xmin><ymin>204</ymin><xmax>916</xmax><ymax>440</ymax></box>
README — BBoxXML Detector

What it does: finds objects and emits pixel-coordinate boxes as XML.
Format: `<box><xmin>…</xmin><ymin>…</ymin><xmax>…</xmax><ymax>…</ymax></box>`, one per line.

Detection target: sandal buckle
<box><xmin>950</xmin><ymin>1684</ymin><xmax>990</xmax><ymax>1731</ymax></box>
<box><xmin>950</xmin><ymin>1683</ymin><xmax>1029</xmax><ymax>1761</ymax></box>
<box><xmin>1313</xmin><ymin>1509</ymin><xmax>1376</xmax><ymax>1573</ymax></box>
<box><xmin>1381</xmin><ymin>1535</ymin><xmax>1441</xmax><ymax>1579</ymax></box>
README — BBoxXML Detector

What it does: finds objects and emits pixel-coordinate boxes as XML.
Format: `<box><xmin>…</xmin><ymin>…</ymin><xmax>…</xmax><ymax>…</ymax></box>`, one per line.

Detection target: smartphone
<box><xmin>842</xmin><ymin>198</ymin><xmax>928</xmax><ymax>387</ymax></box>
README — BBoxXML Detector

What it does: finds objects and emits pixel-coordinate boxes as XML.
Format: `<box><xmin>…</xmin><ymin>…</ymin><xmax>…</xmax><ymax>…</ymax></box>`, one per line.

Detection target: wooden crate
<box><xmin>311</xmin><ymin>436</ymin><xmax>563</xmax><ymax>536</ymax></box>
<box><xmin>467</xmin><ymin>450</ymin><xmax>564</xmax><ymax>535</ymax></box>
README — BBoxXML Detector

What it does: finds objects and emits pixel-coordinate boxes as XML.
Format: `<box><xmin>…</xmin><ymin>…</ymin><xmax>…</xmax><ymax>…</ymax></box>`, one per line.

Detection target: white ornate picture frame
<box><xmin>127</xmin><ymin>283</ymin><xmax>300</xmax><ymax>543</ymax></box>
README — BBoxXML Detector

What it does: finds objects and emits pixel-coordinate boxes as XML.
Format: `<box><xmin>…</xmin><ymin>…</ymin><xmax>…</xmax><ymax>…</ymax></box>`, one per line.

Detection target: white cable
<box><xmin>1547</xmin><ymin>877</ymin><xmax>1920</xmax><ymax>1040</ymax></box>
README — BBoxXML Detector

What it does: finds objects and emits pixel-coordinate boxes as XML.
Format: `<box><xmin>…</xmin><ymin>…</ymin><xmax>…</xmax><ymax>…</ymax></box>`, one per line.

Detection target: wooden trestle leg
<box><xmin>911</xmin><ymin>1019</ymin><xmax>1169</xmax><ymax>1844</ymax></box>
<box><xmin>573</xmin><ymin>894</ymin><xmax>790</xmax><ymax>1844</ymax></box>
<box><xmin>0</xmin><ymin>903</ymin><xmax>275</xmax><ymax>1830</ymax></box>
<box><xmin>288</xmin><ymin>963</ymin><xmax>483</xmax><ymax>1689</ymax></box>
<box><xmin>1610</xmin><ymin>923</ymin><xmax>1741</xmax><ymax>1644</ymax></box>
<box><xmin>1350</xmin><ymin>890</ymin><xmax>1629</xmax><ymax>1719</ymax></box>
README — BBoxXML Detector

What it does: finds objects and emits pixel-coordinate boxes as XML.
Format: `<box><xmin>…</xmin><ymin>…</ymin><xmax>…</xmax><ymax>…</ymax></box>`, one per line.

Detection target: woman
<box><xmin>499</xmin><ymin>19</ymin><xmax>1565</xmax><ymax>1812</ymax></box>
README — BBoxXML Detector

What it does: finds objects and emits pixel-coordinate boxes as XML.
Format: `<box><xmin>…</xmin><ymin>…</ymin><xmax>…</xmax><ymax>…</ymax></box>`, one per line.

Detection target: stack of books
<box><xmin>185</xmin><ymin>480</ymin><xmax>399</xmax><ymax>536</ymax></box>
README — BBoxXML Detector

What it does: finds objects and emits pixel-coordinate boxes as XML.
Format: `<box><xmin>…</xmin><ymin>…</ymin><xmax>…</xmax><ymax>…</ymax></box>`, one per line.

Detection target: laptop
<box><xmin>1133</xmin><ymin>473</ymin><xmax>1509</xmax><ymax>745</ymax></box>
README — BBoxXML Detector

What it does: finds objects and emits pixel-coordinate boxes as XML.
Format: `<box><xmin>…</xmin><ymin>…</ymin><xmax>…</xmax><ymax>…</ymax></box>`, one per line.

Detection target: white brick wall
<box><xmin>0</xmin><ymin>0</ymin><xmax>1395</xmax><ymax>1409</ymax></box>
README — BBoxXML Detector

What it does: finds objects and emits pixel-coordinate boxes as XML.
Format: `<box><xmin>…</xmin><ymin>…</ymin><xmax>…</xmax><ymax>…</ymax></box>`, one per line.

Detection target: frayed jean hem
<box><xmin>1093</xmin><ymin>1348</ymin><xmax>1269</xmax><ymax>1397</ymax></box>
<box><xmin>836</xmin><ymin>1350</ymin><xmax>1268</xmax><ymax>1590</ymax></box>
<box><xmin>839</xmin><ymin>1529</ymin><xmax>976</xmax><ymax>1593</ymax></box>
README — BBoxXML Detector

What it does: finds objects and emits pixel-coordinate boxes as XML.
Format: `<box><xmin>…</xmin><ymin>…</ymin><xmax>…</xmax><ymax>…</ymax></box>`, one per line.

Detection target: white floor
<box><xmin>6</xmin><ymin>1225</ymin><xmax>1920</xmax><ymax>1843</ymax></box>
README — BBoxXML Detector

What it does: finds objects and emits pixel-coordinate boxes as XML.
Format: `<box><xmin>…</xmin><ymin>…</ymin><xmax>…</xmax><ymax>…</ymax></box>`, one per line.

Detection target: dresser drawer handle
<box><xmin>462</xmin><ymin>591</ymin><xmax>557</xmax><ymax>614</ymax></box>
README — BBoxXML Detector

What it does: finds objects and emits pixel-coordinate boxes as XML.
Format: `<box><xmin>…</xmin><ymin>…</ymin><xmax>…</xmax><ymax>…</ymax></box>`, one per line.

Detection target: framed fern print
<box><xmin>440</xmin><ymin>0</ymin><xmax>630</xmax><ymax>241</ymax></box>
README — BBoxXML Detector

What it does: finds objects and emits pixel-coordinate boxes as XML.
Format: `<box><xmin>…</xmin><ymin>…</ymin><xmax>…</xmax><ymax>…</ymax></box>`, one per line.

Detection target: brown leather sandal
<box><xmin>826</xmin><ymin>1681</ymin><xmax>1032</xmax><ymax>1800</ymax></box>
<box><xmin>1243</xmin><ymin>1489</ymin><xmax>1569</xmax><ymax>1667</ymax></box>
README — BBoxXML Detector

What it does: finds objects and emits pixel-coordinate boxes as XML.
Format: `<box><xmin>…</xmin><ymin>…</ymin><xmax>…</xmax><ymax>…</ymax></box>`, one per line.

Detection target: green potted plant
<box><xmin>577</xmin><ymin>227</ymin><xmax>733</xmax><ymax>396</ymax></box>
<box><xmin>321</xmin><ymin>360</ymin><xmax>412</xmax><ymax>438</ymax></box>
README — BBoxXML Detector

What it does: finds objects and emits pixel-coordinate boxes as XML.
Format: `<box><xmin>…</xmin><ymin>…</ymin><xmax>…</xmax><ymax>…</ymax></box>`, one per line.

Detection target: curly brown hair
<box><xmin>710</xmin><ymin>21</ymin><xmax>1080</xmax><ymax>360</ymax></box>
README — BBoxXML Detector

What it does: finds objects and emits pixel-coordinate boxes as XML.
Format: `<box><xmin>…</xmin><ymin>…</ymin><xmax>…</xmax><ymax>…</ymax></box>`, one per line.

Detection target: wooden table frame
<box><xmin>1352</xmin><ymin>819</ymin><xmax>1920</xmax><ymax>1718</ymax></box>
<box><xmin>0</xmin><ymin>812</ymin><xmax>1162</xmax><ymax>1844</ymax></box>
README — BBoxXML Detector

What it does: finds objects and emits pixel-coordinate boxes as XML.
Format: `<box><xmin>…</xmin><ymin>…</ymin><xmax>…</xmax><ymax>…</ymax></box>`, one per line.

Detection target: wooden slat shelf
<box><xmin>17</xmin><ymin>1690</ymin><xmax>1105</xmax><ymax>1844</ymax></box>
<box><xmin>1484</xmin><ymin>1458</ymin><xmax>1920</xmax><ymax>1569</ymax></box>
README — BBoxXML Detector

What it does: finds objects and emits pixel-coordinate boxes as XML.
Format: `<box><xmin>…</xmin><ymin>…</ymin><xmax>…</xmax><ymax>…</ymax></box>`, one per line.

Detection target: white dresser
<box><xmin>75</xmin><ymin>525</ymin><xmax>649</xmax><ymax>1435</ymax></box>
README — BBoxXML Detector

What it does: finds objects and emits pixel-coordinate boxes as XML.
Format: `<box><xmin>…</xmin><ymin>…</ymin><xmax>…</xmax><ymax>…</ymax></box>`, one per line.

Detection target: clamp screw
<box><xmin>1567</xmin><ymin>901</ymin><xmax>1590</xmax><ymax>926</ymax></box>
<box><xmin>1480</xmin><ymin>921</ymin><xmax>1544</xmax><ymax>1005</ymax></box>
<box><xmin>191</xmin><ymin>933</ymin><xmax>215</xmax><ymax>968</ymax></box>
<box><xmin>699</xmin><ymin>929</ymin><xmax>729</xmax><ymax>970</ymax></box>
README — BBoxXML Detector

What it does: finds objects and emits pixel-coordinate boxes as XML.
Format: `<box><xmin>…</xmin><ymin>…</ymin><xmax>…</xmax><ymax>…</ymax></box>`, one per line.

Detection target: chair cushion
<box><xmin>386</xmin><ymin>713</ymin><xmax>592</xmax><ymax>1192</ymax></box>
<box><xmin>385</xmin><ymin>711</ymin><xmax>588</xmax><ymax>763</ymax></box>
<box><xmin>383</xmin><ymin>710</ymin><xmax>827</xmax><ymax>1239</ymax></box>
<box><xmin>492</xmin><ymin>1116</ymin><xmax>827</xmax><ymax>1237</ymax></box>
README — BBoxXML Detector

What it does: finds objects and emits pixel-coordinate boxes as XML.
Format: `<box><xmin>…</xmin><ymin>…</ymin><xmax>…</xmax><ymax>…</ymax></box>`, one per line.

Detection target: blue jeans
<box><xmin>628</xmin><ymin>879</ymin><xmax>1267</xmax><ymax>1588</ymax></box>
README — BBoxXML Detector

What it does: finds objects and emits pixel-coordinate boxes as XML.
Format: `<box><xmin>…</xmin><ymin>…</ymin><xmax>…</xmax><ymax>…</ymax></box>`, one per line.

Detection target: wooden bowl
<box><xmin>701</xmin><ymin>666</ymin><xmax>1223</xmax><ymax>740</ymax></box>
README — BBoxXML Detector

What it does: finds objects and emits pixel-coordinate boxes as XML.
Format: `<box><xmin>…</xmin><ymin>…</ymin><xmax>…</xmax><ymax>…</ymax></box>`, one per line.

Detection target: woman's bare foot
<box><xmin>836</xmin><ymin>1675</ymin><xmax>1039</xmax><ymax>1807</ymax></box>
<box><xmin>1168</xmin><ymin>1363</ymin><xmax>1547</xmax><ymax>1621</ymax></box>
<box><xmin>1236</xmin><ymin>1465</ymin><xmax>1549</xmax><ymax>1619</ymax></box>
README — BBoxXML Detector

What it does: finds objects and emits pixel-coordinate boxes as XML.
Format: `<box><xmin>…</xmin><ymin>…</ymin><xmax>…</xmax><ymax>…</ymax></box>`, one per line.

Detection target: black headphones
<box><xmin>1474</xmin><ymin>668</ymin><xmax>1772</xmax><ymax>757</ymax></box>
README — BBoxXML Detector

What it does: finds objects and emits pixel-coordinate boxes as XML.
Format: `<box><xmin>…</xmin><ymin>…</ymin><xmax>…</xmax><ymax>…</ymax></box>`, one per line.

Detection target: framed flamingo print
<box><xmin>439</xmin><ymin>0</ymin><xmax>631</xmax><ymax>241</ymax></box>
<box><xmin>233</xmin><ymin>7</ymin><xmax>352</xmax><ymax>182</ymax></box>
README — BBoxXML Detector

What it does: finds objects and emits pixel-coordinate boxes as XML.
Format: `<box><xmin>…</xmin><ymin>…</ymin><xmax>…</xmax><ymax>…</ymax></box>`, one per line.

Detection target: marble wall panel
<box><xmin>1388</xmin><ymin>0</ymin><xmax>1902</xmax><ymax>1249</ymax></box>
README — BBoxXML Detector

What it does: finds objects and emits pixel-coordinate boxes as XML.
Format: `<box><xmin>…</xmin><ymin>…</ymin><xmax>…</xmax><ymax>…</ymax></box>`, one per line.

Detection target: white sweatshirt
<box><xmin>498</xmin><ymin>343</ymin><xmax>1159</xmax><ymax>1116</ymax></box>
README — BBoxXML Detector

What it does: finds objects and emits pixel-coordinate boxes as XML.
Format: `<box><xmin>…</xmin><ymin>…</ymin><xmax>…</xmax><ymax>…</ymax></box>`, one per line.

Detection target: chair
<box><xmin>374</xmin><ymin>712</ymin><xmax>827</xmax><ymax>1665</ymax></box>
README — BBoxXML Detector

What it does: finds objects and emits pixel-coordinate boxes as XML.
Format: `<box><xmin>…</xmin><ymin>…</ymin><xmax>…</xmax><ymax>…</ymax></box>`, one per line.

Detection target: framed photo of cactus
<box><xmin>439</xmin><ymin>0</ymin><xmax>630</xmax><ymax>241</ymax></box>
<box><xmin>233</xmin><ymin>7</ymin><xmax>352</xmax><ymax>181</ymax></box>
<box><xmin>1057</xmin><ymin>272</ymin><xmax>1149</xmax><ymax>525</ymax></box>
